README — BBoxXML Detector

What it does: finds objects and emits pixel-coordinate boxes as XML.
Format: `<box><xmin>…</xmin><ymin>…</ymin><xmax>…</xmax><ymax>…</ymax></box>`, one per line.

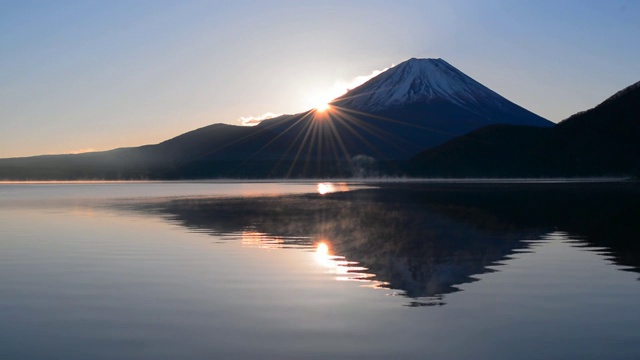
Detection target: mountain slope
<box><xmin>410</xmin><ymin>80</ymin><xmax>640</xmax><ymax>177</ymax></box>
<box><xmin>0</xmin><ymin>124</ymin><xmax>280</xmax><ymax>179</ymax></box>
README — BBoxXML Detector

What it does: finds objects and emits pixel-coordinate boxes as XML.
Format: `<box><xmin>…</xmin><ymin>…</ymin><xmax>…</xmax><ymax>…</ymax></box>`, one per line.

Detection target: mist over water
<box><xmin>1</xmin><ymin>181</ymin><xmax>640</xmax><ymax>359</ymax></box>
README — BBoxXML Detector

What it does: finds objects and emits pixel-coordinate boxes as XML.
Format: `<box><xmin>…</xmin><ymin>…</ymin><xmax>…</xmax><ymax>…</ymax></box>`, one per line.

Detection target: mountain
<box><xmin>333</xmin><ymin>58</ymin><xmax>545</xmax><ymax>123</ymax></box>
<box><xmin>255</xmin><ymin>58</ymin><xmax>551</xmax><ymax>161</ymax></box>
<box><xmin>410</xmin><ymin>80</ymin><xmax>640</xmax><ymax>177</ymax></box>
<box><xmin>0</xmin><ymin>58</ymin><xmax>552</xmax><ymax>180</ymax></box>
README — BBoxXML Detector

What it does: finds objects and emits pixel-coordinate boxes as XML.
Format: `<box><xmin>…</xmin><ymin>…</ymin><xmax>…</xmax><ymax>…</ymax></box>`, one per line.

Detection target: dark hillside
<box><xmin>410</xmin><ymin>81</ymin><xmax>640</xmax><ymax>177</ymax></box>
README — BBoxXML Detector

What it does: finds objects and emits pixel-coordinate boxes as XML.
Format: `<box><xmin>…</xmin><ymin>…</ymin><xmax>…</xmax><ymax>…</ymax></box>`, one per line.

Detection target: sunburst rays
<box><xmin>191</xmin><ymin>103</ymin><xmax>461</xmax><ymax>178</ymax></box>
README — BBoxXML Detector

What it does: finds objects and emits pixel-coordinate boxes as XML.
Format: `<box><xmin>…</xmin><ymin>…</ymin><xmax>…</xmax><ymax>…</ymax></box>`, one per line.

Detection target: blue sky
<box><xmin>1</xmin><ymin>0</ymin><xmax>639</xmax><ymax>157</ymax></box>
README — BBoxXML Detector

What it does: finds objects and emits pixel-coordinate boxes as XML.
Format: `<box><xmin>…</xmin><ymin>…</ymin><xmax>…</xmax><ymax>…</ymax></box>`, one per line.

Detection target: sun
<box><xmin>316</xmin><ymin>242</ymin><xmax>329</xmax><ymax>256</ymax></box>
<box><xmin>315</xmin><ymin>102</ymin><xmax>330</xmax><ymax>112</ymax></box>
<box><xmin>305</xmin><ymin>92</ymin><xmax>334</xmax><ymax>112</ymax></box>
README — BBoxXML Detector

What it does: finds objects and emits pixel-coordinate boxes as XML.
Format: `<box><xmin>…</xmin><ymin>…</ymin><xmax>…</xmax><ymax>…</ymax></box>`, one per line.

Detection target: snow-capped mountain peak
<box><xmin>331</xmin><ymin>58</ymin><xmax>504</xmax><ymax>112</ymax></box>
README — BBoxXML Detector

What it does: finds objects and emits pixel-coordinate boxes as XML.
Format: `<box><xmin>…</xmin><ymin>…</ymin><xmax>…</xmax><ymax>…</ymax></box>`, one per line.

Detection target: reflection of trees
<box><xmin>135</xmin><ymin>182</ymin><xmax>640</xmax><ymax>303</ymax></box>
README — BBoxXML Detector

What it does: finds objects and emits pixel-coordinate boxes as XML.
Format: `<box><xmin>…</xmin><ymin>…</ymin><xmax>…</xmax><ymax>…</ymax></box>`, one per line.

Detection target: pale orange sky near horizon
<box><xmin>2</xmin><ymin>0</ymin><xmax>639</xmax><ymax>158</ymax></box>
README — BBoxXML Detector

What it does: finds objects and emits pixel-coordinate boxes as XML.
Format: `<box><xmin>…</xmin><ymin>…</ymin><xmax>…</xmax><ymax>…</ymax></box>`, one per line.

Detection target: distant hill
<box><xmin>0</xmin><ymin>58</ymin><xmax>552</xmax><ymax>180</ymax></box>
<box><xmin>410</xmin><ymin>80</ymin><xmax>640</xmax><ymax>177</ymax></box>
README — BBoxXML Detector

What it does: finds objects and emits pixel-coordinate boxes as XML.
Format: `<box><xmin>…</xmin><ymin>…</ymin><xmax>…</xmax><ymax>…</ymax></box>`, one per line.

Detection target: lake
<box><xmin>1</xmin><ymin>180</ymin><xmax>640</xmax><ymax>359</ymax></box>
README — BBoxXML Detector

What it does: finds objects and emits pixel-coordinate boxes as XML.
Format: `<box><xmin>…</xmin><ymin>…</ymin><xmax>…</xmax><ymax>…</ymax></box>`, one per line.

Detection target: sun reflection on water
<box><xmin>316</xmin><ymin>182</ymin><xmax>349</xmax><ymax>195</ymax></box>
<box><xmin>314</xmin><ymin>241</ymin><xmax>387</xmax><ymax>288</ymax></box>
<box><xmin>238</xmin><ymin>232</ymin><xmax>388</xmax><ymax>290</ymax></box>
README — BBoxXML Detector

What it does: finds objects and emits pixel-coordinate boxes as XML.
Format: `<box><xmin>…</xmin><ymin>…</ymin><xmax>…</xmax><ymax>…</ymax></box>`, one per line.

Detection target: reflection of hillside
<box><xmin>390</xmin><ymin>181</ymin><xmax>640</xmax><ymax>273</ymax></box>
<box><xmin>136</xmin><ymin>182</ymin><xmax>640</xmax><ymax>303</ymax></box>
<box><xmin>137</xmin><ymin>189</ymin><xmax>545</xmax><ymax>302</ymax></box>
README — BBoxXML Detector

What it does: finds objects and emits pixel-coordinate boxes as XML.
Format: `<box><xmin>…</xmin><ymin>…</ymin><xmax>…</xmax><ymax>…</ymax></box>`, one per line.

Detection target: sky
<box><xmin>1</xmin><ymin>0</ymin><xmax>639</xmax><ymax>158</ymax></box>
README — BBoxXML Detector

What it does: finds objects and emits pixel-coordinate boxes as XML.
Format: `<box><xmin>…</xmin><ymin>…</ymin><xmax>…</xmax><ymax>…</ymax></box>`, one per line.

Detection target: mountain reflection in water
<box><xmin>135</xmin><ymin>181</ymin><xmax>640</xmax><ymax>305</ymax></box>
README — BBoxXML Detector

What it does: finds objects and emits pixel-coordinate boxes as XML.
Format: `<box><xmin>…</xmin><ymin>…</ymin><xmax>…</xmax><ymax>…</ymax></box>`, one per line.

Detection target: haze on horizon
<box><xmin>1</xmin><ymin>0</ymin><xmax>639</xmax><ymax>158</ymax></box>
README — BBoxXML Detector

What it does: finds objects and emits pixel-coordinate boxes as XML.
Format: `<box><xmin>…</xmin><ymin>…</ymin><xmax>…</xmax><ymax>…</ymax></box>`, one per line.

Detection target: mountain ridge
<box><xmin>1</xmin><ymin>58</ymin><xmax>557</xmax><ymax>179</ymax></box>
<box><xmin>251</xmin><ymin>57</ymin><xmax>552</xmax><ymax>162</ymax></box>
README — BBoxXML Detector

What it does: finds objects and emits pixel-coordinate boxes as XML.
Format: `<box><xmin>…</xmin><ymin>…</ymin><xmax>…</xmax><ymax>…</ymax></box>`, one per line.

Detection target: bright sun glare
<box><xmin>316</xmin><ymin>242</ymin><xmax>329</xmax><ymax>256</ymax></box>
<box><xmin>316</xmin><ymin>182</ymin><xmax>335</xmax><ymax>195</ymax></box>
<box><xmin>315</xmin><ymin>102</ymin><xmax>330</xmax><ymax>112</ymax></box>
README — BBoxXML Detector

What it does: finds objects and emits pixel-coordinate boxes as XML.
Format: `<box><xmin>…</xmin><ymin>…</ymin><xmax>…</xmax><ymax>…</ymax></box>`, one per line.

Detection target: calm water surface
<box><xmin>1</xmin><ymin>181</ymin><xmax>640</xmax><ymax>359</ymax></box>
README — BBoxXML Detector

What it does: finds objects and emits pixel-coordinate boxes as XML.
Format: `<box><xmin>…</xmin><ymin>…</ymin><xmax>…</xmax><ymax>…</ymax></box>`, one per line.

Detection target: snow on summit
<box><xmin>332</xmin><ymin>58</ymin><xmax>505</xmax><ymax>112</ymax></box>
